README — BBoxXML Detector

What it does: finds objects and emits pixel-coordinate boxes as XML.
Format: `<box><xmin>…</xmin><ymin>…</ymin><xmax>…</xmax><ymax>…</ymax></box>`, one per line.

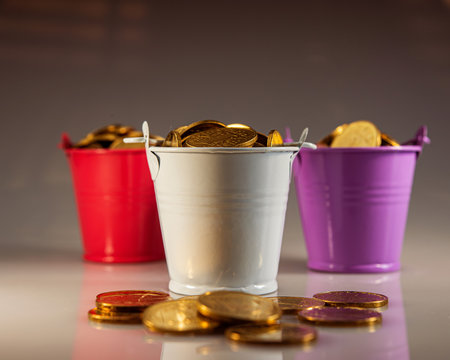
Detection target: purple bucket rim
<box><xmin>301</xmin><ymin>145</ymin><xmax>422</xmax><ymax>153</ymax></box>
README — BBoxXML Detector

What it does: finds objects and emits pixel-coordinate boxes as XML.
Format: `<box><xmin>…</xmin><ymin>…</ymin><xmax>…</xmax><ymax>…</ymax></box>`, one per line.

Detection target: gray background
<box><xmin>1</xmin><ymin>0</ymin><xmax>448</xmax><ymax>254</ymax></box>
<box><xmin>1</xmin><ymin>1</ymin><xmax>450</xmax><ymax>358</ymax></box>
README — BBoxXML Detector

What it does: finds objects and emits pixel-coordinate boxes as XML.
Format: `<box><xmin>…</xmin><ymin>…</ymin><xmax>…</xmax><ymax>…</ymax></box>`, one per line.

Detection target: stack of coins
<box><xmin>317</xmin><ymin>120</ymin><xmax>400</xmax><ymax>148</ymax></box>
<box><xmin>74</xmin><ymin>124</ymin><xmax>164</xmax><ymax>149</ymax></box>
<box><xmin>161</xmin><ymin>120</ymin><xmax>284</xmax><ymax>148</ymax></box>
<box><xmin>87</xmin><ymin>290</ymin><xmax>170</xmax><ymax>324</ymax></box>
<box><xmin>297</xmin><ymin>291</ymin><xmax>388</xmax><ymax>326</ymax></box>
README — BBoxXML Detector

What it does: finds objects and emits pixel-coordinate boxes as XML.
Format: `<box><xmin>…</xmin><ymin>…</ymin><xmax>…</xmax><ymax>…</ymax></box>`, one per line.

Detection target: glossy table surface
<box><xmin>2</xmin><ymin>231</ymin><xmax>449</xmax><ymax>360</ymax></box>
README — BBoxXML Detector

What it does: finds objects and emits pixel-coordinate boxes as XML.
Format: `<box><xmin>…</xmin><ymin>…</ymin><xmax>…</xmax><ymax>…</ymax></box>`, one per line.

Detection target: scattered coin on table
<box><xmin>313</xmin><ymin>291</ymin><xmax>388</xmax><ymax>308</ymax></box>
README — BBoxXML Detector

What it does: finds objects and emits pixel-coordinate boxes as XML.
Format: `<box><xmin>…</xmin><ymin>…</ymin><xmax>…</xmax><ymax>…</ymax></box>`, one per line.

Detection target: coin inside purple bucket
<box><xmin>313</xmin><ymin>291</ymin><xmax>388</xmax><ymax>308</ymax></box>
<box><xmin>298</xmin><ymin>307</ymin><xmax>382</xmax><ymax>325</ymax></box>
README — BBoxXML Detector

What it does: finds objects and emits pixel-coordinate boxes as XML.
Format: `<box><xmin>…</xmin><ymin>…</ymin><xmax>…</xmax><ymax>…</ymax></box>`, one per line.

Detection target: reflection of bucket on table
<box><xmin>142</xmin><ymin>123</ymin><xmax>302</xmax><ymax>295</ymax></box>
<box><xmin>293</xmin><ymin>143</ymin><xmax>424</xmax><ymax>273</ymax></box>
<box><xmin>62</xmin><ymin>137</ymin><xmax>164</xmax><ymax>263</ymax></box>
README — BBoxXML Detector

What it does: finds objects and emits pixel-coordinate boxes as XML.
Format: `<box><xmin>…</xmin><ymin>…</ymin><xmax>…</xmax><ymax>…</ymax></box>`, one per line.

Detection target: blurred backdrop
<box><xmin>0</xmin><ymin>0</ymin><xmax>449</xmax><ymax>261</ymax></box>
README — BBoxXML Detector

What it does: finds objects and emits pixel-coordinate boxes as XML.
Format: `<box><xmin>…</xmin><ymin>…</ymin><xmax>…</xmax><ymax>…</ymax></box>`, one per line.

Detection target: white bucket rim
<box><xmin>146</xmin><ymin>146</ymin><xmax>301</xmax><ymax>154</ymax></box>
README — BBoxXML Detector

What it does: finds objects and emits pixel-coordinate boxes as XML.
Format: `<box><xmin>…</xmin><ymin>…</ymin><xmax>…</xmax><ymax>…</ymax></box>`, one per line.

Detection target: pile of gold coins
<box><xmin>318</xmin><ymin>120</ymin><xmax>400</xmax><ymax>148</ymax></box>
<box><xmin>73</xmin><ymin>124</ymin><xmax>163</xmax><ymax>149</ymax></box>
<box><xmin>160</xmin><ymin>120</ymin><xmax>284</xmax><ymax>148</ymax></box>
<box><xmin>72</xmin><ymin>120</ymin><xmax>284</xmax><ymax>149</ymax></box>
<box><xmin>87</xmin><ymin>290</ymin><xmax>171</xmax><ymax>324</ymax></box>
<box><xmin>88</xmin><ymin>289</ymin><xmax>388</xmax><ymax>345</ymax></box>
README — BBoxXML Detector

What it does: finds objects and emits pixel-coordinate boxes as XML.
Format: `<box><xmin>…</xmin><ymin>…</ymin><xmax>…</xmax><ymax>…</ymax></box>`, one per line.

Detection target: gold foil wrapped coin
<box><xmin>185</xmin><ymin>127</ymin><xmax>257</xmax><ymax>148</ymax></box>
<box><xmin>226</xmin><ymin>123</ymin><xmax>252</xmax><ymax>129</ymax></box>
<box><xmin>142</xmin><ymin>298</ymin><xmax>220</xmax><ymax>334</ymax></box>
<box><xmin>331</xmin><ymin>120</ymin><xmax>381</xmax><ymax>148</ymax></box>
<box><xmin>197</xmin><ymin>291</ymin><xmax>281</xmax><ymax>324</ymax></box>
<box><xmin>317</xmin><ymin>124</ymin><xmax>348</xmax><ymax>147</ymax></box>
<box><xmin>225</xmin><ymin>323</ymin><xmax>317</xmax><ymax>345</ymax></box>
<box><xmin>178</xmin><ymin>120</ymin><xmax>226</xmax><ymax>140</ymax></box>
<box><xmin>312</xmin><ymin>291</ymin><xmax>388</xmax><ymax>308</ymax></box>
<box><xmin>381</xmin><ymin>133</ymin><xmax>400</xmax><ymax>146</ymax></box>
<box><xmin>254</xmin><ymin>132</ymin><xmax>269</xmax><ymax>147</ymax></box>
<box><xmin>110</xmin><ymin>138</ymin><xmax>145</xmax><ymax>149</ymax></box>
<box><xmin>87</xmin><ymin>308</ymin><xmax>142</xmax><ymax>324</ymax></box>
<box><xmin>163</xmin><ymin>130</ymin><xmax>183</xmax><ymax>147</ymax></box>
<box><xmin>96</xmin><ymin>290</ymin><xmax>170</xmax><ymax>312</ymax></box>
<box><xmin>73</xmin><ymin>124</ymin><xmax>162</xmax><ymax>149</ymax></box>
<box><xmin>268</xmin><ymin>296</ymin><xmax>326</xmax><ymax>314</ymax></box>
<box><xmin>267</xmin><ymin>130</ymin><xmax>284</xmax><ymax>147</ymax></box>
<box><xmin>298</xmin><ymin>306</ymin><xmax>382</xmax><ymax>326</ymax></box>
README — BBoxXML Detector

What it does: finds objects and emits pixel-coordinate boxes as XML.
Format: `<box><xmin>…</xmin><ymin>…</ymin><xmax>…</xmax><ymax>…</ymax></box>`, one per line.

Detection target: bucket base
<box><xmin>83</xmin><ymin>254</ymin><xmax>164</xmax><ymax>263</ymax></box>
<box><xmin>308</xmin><ymin>260</ymin><xmax>400</xmax><ymax>273</ymax></box>
<box><xmin>168</xmin><ymin>279</ymin><xmax>278</xmax><ymax>296</ymax></box>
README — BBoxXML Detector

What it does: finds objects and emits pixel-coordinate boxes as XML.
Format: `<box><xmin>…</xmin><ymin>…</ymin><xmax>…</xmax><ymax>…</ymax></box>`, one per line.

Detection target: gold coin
<box><xmin>178</xmin><ymin>120</ymin><xmax>226</xmax><ymax>140</ymax></box>
<box><xmin>87</xmin><ymin>308</ymin><xmax>142</xmax><ymax>324</ymax></box>
<box><xmin>254</xmin><ymin>132</ymin><xmax>268</xmax><ymax>147</ymax></box>
<box><xmin>93</xmin><ymin>124</ymin><xmax>121</xmax><ymax>135</ymax></box>
<box><xmin>163</xmin><ymin>130</ymin><xmax>182</xmax><ymax>147</ymax></box>
<box><xmin>116</xmin><ymin>125</ymin><xmax>133</xmax><ymax>136</ymax></box>
<box><xmin>227</xmin><ymin>123</ymin><xmax>251</xmax><ymax>129</ymax></box>
<box><xmin>331</xmin><ymin>120</ymin><xmax>381</xmax><ymax>148</ymax></box>
<box><xmin>74</xmin><ymin>132</ymin><xmax>95</xmax><ymax>148</ymax></box>
<box><xmin>298</xmin><ymin>306</ymin><xmax>382</xmax><ymax>326</ymax></box>
<box><xmin>312</xmin><ymin>291</ymin><xmax>388</xmax><ymax>308</ymax></box>
<box><xmin>267</xmin><ymin>130</ymin><xmax>283</xmax><ymax>147</ymax></box>
<box><xmin>381</xmin><ymin>133</ymin><xmax>400</xmax><ymax>146</ymax></box>
<box><xmin>225</xmin><ymin>323</ymin><xmax>317</xmax><ymax>344</ymax></box>
<box><xmin>197</xmin><ymin>291</ymin><xmax>282</xmax><ymax>324</ymax></box>
<box><xmin>110</xmin><ymin>138</ymin><xmax>145</xmax><ymax>149</ymax></box>
<box><xmin>96</xmin><ymin>290</ymin><xmax>170</xmax><ymax>313</ymax></box>
<box><xmin>268</xmin><ymin>296</ymin><xmax>326</xmax><ymax>314</ymax></box>
<box><xmin>76</xmin><ymin>133</ymin><xmax>117</xmax><ymax>149</ymax></box>
<box><xmin>142</xmin><ymin>298</ymin><xmax>220</xmax><ymax>334</ymax></box>
<box><xmin>317</xmin><ymin>124</ymin><xmax>348</xmax><ymax>147</ymax></box>
<box><xmin>185</xmin><ymin>127</ymin><xmax>257</xmax><ymax>148</ymax></box>
<box><xmin>79</xmin><ymin>142</ymin><xmax>103</xmax><ymax>149</ymax></box>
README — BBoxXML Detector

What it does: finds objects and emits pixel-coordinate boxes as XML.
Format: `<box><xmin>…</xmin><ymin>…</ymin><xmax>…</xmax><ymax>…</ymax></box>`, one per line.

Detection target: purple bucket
<box><xmin>291</xmin><ymin>127</ymin><xmax>428</xmax><ymax>273</ymax></box>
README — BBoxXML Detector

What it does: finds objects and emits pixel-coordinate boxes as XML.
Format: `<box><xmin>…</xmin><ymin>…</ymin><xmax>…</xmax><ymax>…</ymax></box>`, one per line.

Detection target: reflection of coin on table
<box><xmin>225</xmin><ymin>323</ymin><xmax>317</xmax><ymax>345</ymax></box>
<box><xmin>298</xmin><ymin>306</ymin><xmax>382</xmax><ymax>326</ymax></box>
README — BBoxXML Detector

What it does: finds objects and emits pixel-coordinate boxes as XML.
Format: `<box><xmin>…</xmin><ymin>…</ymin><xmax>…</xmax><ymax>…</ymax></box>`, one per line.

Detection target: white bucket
<box><xmin>141</xmin><ymin>122</ymin><xmax>312</xmax><ymax>295</ymax></box>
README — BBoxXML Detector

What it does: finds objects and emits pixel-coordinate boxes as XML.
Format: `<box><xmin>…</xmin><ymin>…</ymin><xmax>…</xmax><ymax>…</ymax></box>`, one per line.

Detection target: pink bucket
<box><xmin>290</xmin><ymin>127</ymin><xmax>428</xmax><ymax>273</ymax></box>
<box><xmin>61</xmin><ymin>134</ymin><xmax>165</xmax><ymax>263</ymax></box>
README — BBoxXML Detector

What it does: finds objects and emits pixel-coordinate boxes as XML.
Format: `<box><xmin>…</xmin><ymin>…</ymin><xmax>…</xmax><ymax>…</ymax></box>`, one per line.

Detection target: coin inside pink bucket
<box><xmin>313</xmin><ymin>291</ymin><xmax>388</xmax><ymax>308</ymax></box>
<box><xmin>298</xmin><ymin>307</ymin><xmax>382</xmax><ymax>326</ymax></box>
